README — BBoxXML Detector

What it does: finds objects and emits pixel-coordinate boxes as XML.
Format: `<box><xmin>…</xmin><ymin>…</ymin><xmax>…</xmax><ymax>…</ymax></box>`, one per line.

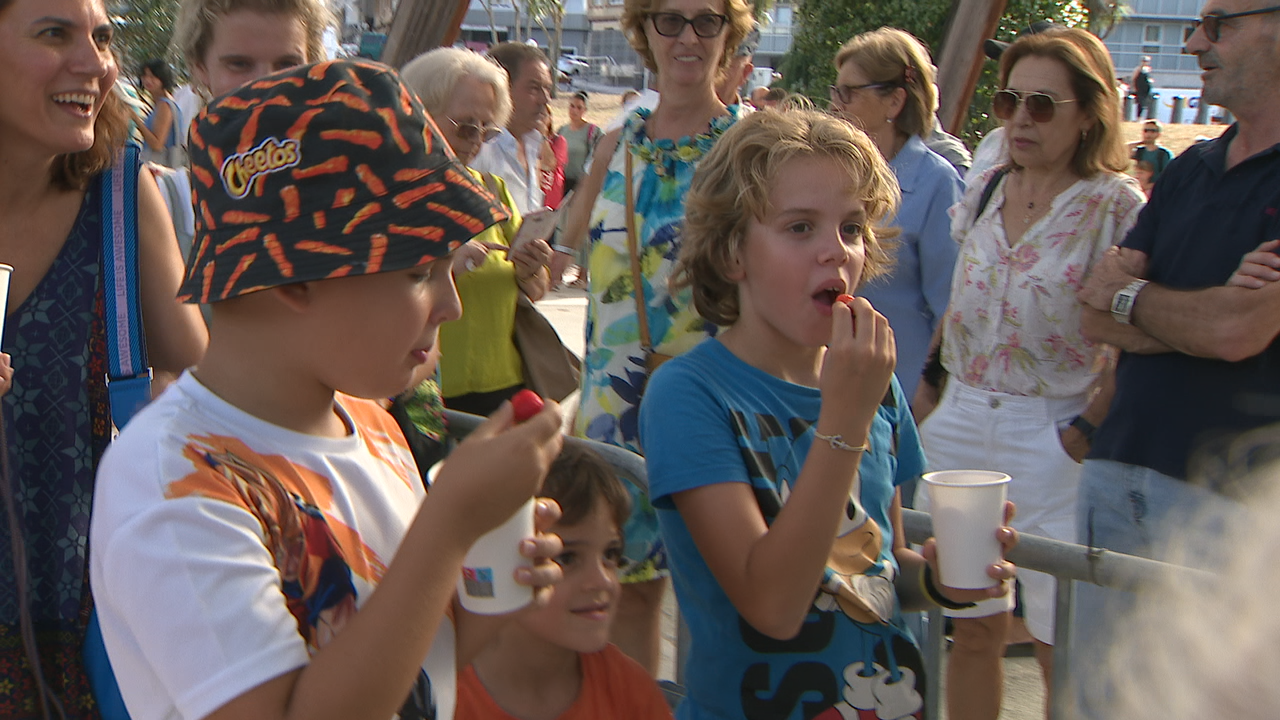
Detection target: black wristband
<box><xmin>1069</xmin><ymin>415</ymin><xmax>1097</xmax><ymax>443</ymax></box>
<box><xmin>922</xmin><ymin>565</ymin><xmax>978</xmax><ymax>610</ymax></box>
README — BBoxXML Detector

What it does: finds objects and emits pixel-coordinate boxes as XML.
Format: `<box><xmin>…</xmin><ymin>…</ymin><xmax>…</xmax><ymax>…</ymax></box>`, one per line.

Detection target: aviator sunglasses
<box><xmin>648</xmin><ymin>12</ymin><xmax>729</xmax><ymax>38</ymax></box>
<box><xmin>992</xmin><ymin>89</ymin><xmax>1078</xmax><ymax>123</ymax></box>
<box><xmin>446</xmin><ymin>117</ymin><xmax>502</xmax><ymax>143</ymax></box>
<box><xmin>1191</xmin><ymin>4</ymin><xmax>1280</xmax><ymax>42</ymax></box>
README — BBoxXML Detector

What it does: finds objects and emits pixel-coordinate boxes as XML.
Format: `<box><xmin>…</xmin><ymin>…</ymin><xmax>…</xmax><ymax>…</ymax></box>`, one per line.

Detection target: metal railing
<box><xmin>438</xmin><ymin>411</ymin><xmax>1205</xmax><ymax>719</ymax></box>
<box><xmin>901</xmin><ymin>508</ymin><xmax>1210</xmax><ymax>720</ymax></box>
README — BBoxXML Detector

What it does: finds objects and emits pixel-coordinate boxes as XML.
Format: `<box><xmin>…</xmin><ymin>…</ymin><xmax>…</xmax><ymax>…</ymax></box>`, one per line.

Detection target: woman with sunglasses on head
<box><xmin>828</xmin><ymin>28</ymin><xmax>963</xmax><ymax>408</ymax></box>
<box><xmin>910</xmin><ymin>27</ymin><xmax>1143</xmax><ymax>720</ymax></box>
<box><xmin>555</xmin><ymin>0</ymin><xmax>753</xmax><ymax>677</ymax></box>
<box><xmin>401</xmin><ymin>47</ymin><xmax>554</xmax><ymax>418</ymax></box>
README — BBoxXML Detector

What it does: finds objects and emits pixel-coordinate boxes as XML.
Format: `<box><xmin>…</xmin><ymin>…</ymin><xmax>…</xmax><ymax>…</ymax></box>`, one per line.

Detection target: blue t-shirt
<box><xmin>640</xmin><ymin>339</ymin><xmax>928</xmax><ymax>720</ymax></box>
<box><xmin>1091</xmin><ymin>125</ymin><xmax>1280</xmax><ymax>480</ymax></box>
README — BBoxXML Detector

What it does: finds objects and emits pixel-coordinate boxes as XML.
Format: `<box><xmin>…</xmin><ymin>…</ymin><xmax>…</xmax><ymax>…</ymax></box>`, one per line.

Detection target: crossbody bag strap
<box><xmin>623</xmin><ymin>145</ymin><xmax>654</xmax><ymax>354</ymax></box>
<box><xmin>101</xmin><ymin>144</ymin><xmax>152</xmax><ymax>430</ymax></box>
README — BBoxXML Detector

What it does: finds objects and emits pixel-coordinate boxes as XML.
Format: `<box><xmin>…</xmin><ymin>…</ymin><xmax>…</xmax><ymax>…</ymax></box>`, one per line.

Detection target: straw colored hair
<box><xmin>999</xmin><ymin>28</ymin><xmax>1129</xmax><ymax>177</ymax></box>
<box><xmin>834</xmin><ymin>27</ymin><xmax>939</xmax><ymax>139</ymax></box>
<box><xmin>174</xmin><ymin>0</ymin><xmax>334</xmax><ymax>71</ymax></box>
<box><xmin>675</xmin><ymin>109</ymin><xmax>900</xmax><ymax>327</ymax></box>
<box><xmin>621</xmin><ymin>0</ymin><xmax>754</xmax><ymax>73</ymax></box>
<box><xmin>401</xmin><ymin>47</ymin><xmax>513</xmax><ymax>129</ymax></box>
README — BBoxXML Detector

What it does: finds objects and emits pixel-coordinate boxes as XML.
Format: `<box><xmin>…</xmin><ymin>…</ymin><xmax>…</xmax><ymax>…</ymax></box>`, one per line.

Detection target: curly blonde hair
<box><xmin>834</xmin><ymin>27</ymin><xmax>939</xmax><ymax>140</ymax></box>
<box><xmin>621</xmin><ymin>0</ymin><xmax>754</xmax><ymax>74</ymax></box>
<box><xmin>999</xmin><ymin>28</ymin><xmax>1129</xmax><ymax>177</ymax></box>
<box><xmin>674</xmin><ymin>109</ymin><xmax>900</xmax><ymax>327</ymax></box>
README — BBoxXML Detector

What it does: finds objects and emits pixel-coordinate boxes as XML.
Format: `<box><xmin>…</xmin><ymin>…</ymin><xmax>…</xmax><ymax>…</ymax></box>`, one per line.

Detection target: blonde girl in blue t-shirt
<box><xmin>639</xmin><ymin>109</ymin><xmax>1018</xmax><ymax>720</ymax></box>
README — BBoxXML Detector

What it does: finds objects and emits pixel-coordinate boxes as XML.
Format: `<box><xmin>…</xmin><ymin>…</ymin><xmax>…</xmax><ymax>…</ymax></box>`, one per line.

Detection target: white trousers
<box><xmin>915</xmin><ymin>380</ymin><xmax>1087</xmax><ymax>644</ymax></box>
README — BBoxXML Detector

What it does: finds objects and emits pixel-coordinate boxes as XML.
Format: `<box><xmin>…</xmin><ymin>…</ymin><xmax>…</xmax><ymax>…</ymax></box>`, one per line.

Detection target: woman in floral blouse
<box><xmin>557</xmin><ymin>0</ymin><xmax>753</xmax><ymax>675</ymax></box>
<box><xmin>912</xmin><ymin>28</ymin><xmax>1144</xmax><ymax>720</ymax></box>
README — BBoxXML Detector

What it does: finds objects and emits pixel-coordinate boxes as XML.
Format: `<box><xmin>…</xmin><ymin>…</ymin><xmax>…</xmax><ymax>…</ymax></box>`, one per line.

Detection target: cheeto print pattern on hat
<box><xmin>179</xmin><ymin>59</ymin><xmax>507</xmax><ymax>304</ymax></box>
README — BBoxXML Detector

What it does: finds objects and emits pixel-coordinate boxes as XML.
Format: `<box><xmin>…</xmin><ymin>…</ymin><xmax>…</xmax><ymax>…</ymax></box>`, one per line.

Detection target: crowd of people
<box><xmin>1</xmin><ymin>0</ymin><xmax>1277</xmax><ymax>718</ymax></box>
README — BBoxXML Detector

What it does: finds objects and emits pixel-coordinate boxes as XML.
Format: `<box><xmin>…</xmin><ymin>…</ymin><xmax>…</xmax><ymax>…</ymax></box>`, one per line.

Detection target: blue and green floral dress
<box><xmin>572</xmin><ymin>104</ymin><xmax>744</xmax><ymax>581</ymax></box>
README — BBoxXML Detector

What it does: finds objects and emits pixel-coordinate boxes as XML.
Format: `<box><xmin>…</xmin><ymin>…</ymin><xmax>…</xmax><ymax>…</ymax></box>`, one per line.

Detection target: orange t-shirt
<box><xmin>456</xmin><ymin>644</ymin><xmax>673</xmax><ymax>720</ymax></box>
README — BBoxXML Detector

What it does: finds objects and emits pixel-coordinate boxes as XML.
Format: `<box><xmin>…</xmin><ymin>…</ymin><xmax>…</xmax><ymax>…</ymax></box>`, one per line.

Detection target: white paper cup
<box><xmin>456</xmin><ymin>497</ymin><xmax>536</xmax><ymax>614</ymax></box>
<box><xmin>0</xmin><ymin>264</ymin><xmax>12</xmax><ymax>343</ymax></box>
<box><xmin>923</xmin><ymin>470</ymin><xmax>1010</xmax><ymax>589</ymax></box>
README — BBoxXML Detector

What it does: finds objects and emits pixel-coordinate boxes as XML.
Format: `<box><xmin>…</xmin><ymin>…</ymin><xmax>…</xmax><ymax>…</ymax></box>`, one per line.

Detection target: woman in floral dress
<box><xmin>557</xmin><ymin>0</ymin><xmax>753</xmax><ymax>675</ymax></box>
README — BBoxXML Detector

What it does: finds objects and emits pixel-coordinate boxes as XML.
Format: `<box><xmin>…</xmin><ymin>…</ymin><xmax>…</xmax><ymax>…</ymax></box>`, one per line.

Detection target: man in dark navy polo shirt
<box><xmin>1068</xmin><ymin>1</ymin><xmax>1280</xmax><ymax>714</ymax></box>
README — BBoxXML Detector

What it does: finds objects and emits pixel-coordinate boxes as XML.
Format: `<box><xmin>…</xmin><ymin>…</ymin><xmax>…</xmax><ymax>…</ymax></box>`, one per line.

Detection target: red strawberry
<box><xmin>835</xmin><ymin>294</ymin><xmax>857</xmax><ymax>333</ymax></box>
<box><xmin>511</xmin><ymin>389</ymin><xmax>544</xmax><ymax>423</ymax></box>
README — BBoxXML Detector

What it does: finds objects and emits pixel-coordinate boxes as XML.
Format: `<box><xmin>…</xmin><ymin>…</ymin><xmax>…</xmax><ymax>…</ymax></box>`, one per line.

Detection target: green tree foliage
<box><xmin>778</xmin><ymin>0</ymin><xmax>1088</xmax><ymax>147</ymax></box>
<box><xmin>111</xmin><ymin>0</ymin><xmax>183</xmax><ymax>81</ymax></box>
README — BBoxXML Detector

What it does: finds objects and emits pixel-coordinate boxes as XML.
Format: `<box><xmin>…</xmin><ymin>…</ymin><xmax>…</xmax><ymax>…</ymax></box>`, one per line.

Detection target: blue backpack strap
<box><xmin>102</xmin><ymin>144</ymin><xmax>152</xmax><ymax>430</ymax></box>
<box><xmin>85</xmin><ymin>144</ymin><xmax>149</xmax><ymax>720</ymax></box>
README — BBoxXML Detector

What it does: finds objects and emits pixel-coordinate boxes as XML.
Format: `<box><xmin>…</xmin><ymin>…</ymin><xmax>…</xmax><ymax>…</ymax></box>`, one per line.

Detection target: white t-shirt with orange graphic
<box><xmin>89</xmin><ymin>371</ymin><xmax>455</xmax><ymax>720</ymax></box>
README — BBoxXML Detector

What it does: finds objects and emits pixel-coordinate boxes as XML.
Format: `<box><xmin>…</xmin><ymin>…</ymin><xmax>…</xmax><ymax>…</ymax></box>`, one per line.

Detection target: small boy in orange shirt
<box><xmin>458</xmin><ymin>443</ymin><xmax>674</xmax><ymax>720</ymax></box>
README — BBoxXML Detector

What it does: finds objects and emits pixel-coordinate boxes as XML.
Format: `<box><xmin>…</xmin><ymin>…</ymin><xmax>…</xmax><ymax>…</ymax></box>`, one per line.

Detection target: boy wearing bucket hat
<box><xmin>88</xmin><ymin>59</ymin><xmax>566</xmax><ymax>720</ymax></box>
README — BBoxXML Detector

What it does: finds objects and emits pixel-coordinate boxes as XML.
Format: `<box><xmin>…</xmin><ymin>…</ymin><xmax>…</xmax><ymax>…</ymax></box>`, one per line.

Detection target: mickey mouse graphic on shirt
<box><xmin>731</xmin><ymin>404</ymin><xmax>925</xmax><ymax>720</ymax></box>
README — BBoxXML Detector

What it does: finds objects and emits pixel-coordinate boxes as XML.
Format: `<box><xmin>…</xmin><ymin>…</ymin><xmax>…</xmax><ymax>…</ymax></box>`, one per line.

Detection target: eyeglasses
<box><xmin>648</xmin><ymin>12</ymin><xmax>728</xmax><ymax>38</ymax></box>
<box><xmin>445</xmin><ymin>117</ymin><xmax>501</xmax><ymax>144</ymax></box>
<box><xmin>828</xmin><ymin>82</ymin><xmax>896</xmax><ymax>105</ymax></box>
<box><xmin>1191</xmin><ymin>4</ymin><xmax>1280</xmax><ymax>42</ymax></box>
<box><xmin>992</xmin><ymin>89</ymin><xmax>1078</xmax><ymax>123</ymax></box>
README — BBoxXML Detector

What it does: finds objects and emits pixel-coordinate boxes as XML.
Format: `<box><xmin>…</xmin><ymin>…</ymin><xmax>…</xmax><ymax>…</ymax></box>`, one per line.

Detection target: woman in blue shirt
<box><xmin>829</xmin><ymin>28</ymin><xmax>963</xmax><ymax>402</ymax></box>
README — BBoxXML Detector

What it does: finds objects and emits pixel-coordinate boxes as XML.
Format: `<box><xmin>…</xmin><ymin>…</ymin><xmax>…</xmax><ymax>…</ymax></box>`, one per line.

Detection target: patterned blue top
<box><xmin>1</xmin><ymin>178</ymin><xmax>109</xmax><ymax>718</ymax></box>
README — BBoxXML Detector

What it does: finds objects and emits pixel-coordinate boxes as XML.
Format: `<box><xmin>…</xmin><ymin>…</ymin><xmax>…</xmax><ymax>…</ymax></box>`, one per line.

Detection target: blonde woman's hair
<box><xmin>999</xmin><ymin>27</ymin><xmax>1129</xmax><ymax>177</ymax></box>
<box><xmin>621</xmin><ymin>0</ymin><xmax>754</xmax><ymax>74</ymax></box>
<box><xmin>174</xmin><ymin>0</ymin><xmax>334</xmax><ymax>73</ymax></box>
<box><xmin>401</xmin><ymin>47</ymin><xmax>513</xmax><ymax>129</ymax></box>
<box><xmin>674</xmin><ymin>109</ymin><xmax>900</xmax><ymax>327</ymax></box>
<box><xmin>834</xmin><ymin>27</ymin><xmax>939</xmax><ymax>139</ymax></box>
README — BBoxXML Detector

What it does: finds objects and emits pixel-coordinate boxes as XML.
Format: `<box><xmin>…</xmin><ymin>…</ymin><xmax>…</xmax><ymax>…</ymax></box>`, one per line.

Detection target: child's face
<box><xmin>732</xmin><ymin>155</ymin><xmax>868</xmax><ymax>350</ymax></box>
<box><xmin>195</xmin><ymin>10</ymin><xmax>308</xmax><ymax>98</ymax></box>
<box><xmin>1135</xmin><ymin>165</ymin><xmax>1153</xmax><ymax>185</ymax></box>
<box><xmin>519</xmin><ymin>499</ymin><xmax>623</xmax><ymax>654</ymax></box>
<box><xmin>305</xmin><ymin>258</ymin><xmax>461</xmax><ymax>399</ymax></box>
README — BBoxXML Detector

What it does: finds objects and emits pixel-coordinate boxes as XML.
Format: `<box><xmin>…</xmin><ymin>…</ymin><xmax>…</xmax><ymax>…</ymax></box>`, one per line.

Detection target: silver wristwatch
<box><xmin>1110</xmin><ymin>279</ymin><xmax>1150</xmax><ymax>325</ymax></box>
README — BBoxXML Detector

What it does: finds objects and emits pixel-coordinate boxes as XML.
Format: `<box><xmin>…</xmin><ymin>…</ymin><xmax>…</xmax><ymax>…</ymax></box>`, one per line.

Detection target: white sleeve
<box><xmin>95</xmin><ymin>473</ymin><xmax>310</xmax><ymax>720</ymax></box>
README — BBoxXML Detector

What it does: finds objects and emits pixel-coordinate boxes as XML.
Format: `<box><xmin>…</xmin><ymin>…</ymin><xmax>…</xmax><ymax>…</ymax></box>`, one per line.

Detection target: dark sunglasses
<box><xmin>992</xmin><ymin>89</ymin><xmax>1078</xmax><ymax>123</ymax></box>
<box><xmin>1191</xmin><ymin>4</ymin><xmax>1280</xmax><ymax>42</ymax></box>
<box><xmin>446</xmin><ymin>117</ymin><xmax>502</xmax><ymax>144</ymax></box>
<box><xmin>828</xmin><ymin>82</ymin><xmax>896</xmax><ymax>105</ymax></box>
<box><xmin>648</xmin><ymin>12</ymin><xmax>728</xmax><ymax>38</ymax></box>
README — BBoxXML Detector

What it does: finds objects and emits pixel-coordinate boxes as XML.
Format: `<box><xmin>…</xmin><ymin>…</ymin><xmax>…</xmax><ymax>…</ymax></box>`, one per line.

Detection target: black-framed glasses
<box><xmin>446</xmin><ymin>116</ymin><xmax>502</xmax><ymax>143</ymax></box>
<box><xmin>648</xmin><ymin>12</ymin><xmax>728</xmax><ymax>38</ymax></box>
<box><xmin>992</xmin><ymin>89</ymin><xmax>1078</xmax><ymax>123</ymax></box>
<box><xmin>828</xmin><ymin>82</ymin><xmax>896</xmax><ymax>105</ymax></box>
<box><xmin>1191</xmin><ymin>4</ymin><xmax>1280</xmax><ymax>42</ymax></box>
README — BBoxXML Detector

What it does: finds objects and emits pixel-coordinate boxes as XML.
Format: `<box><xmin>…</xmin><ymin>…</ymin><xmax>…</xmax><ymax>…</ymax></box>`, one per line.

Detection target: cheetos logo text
<box><xmin>221</xmin><ymin>137</ymin><xmax>301</xmax><ymax>199</ymax></box>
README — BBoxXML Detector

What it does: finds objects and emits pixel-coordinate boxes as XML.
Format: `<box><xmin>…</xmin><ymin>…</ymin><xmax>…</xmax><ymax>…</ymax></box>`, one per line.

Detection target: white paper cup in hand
<box><xmin>0</xmin><ymin>263</ymin><xmax>13</xmax><ymax>343</ymax></box>
<box><xmin>923</xmin><ymin>470</ymin><xmax>1010</xmax><ymax>589</ymax></box>
<box><xmin>456</xmin><ymin>497</ymin><xmax>536</xmax><ymax>614</ymax></box>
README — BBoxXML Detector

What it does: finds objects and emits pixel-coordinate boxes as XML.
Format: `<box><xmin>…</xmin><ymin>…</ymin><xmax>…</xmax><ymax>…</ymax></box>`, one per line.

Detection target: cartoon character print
<box><xmin>733</xmin><ymin>407</ymin><xmax>923</xmax><ymax>720</ymax></box>
<box><xmin>166</xmin><ymin>432</ymin><xmax>437</xmax><ymax>719</ymax></box>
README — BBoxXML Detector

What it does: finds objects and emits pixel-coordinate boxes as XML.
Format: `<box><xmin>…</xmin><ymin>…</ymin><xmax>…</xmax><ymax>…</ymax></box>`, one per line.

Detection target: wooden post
<box><xmin>935</xmin><ymin>0</ymin><xmax>1007</xmax><ymax>134</ymax></box>
<box><xmin>382</xmin><ymin>0</ymin><xmax>472</xmax><ymax>68</ymax></box>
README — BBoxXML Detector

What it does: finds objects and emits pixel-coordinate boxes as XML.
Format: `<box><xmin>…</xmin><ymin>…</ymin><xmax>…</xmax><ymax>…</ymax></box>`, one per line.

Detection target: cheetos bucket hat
<box><xmin>179</xmin><ymin>59</ymin><xmax>507</xmax><ymax>304</ymax></box>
